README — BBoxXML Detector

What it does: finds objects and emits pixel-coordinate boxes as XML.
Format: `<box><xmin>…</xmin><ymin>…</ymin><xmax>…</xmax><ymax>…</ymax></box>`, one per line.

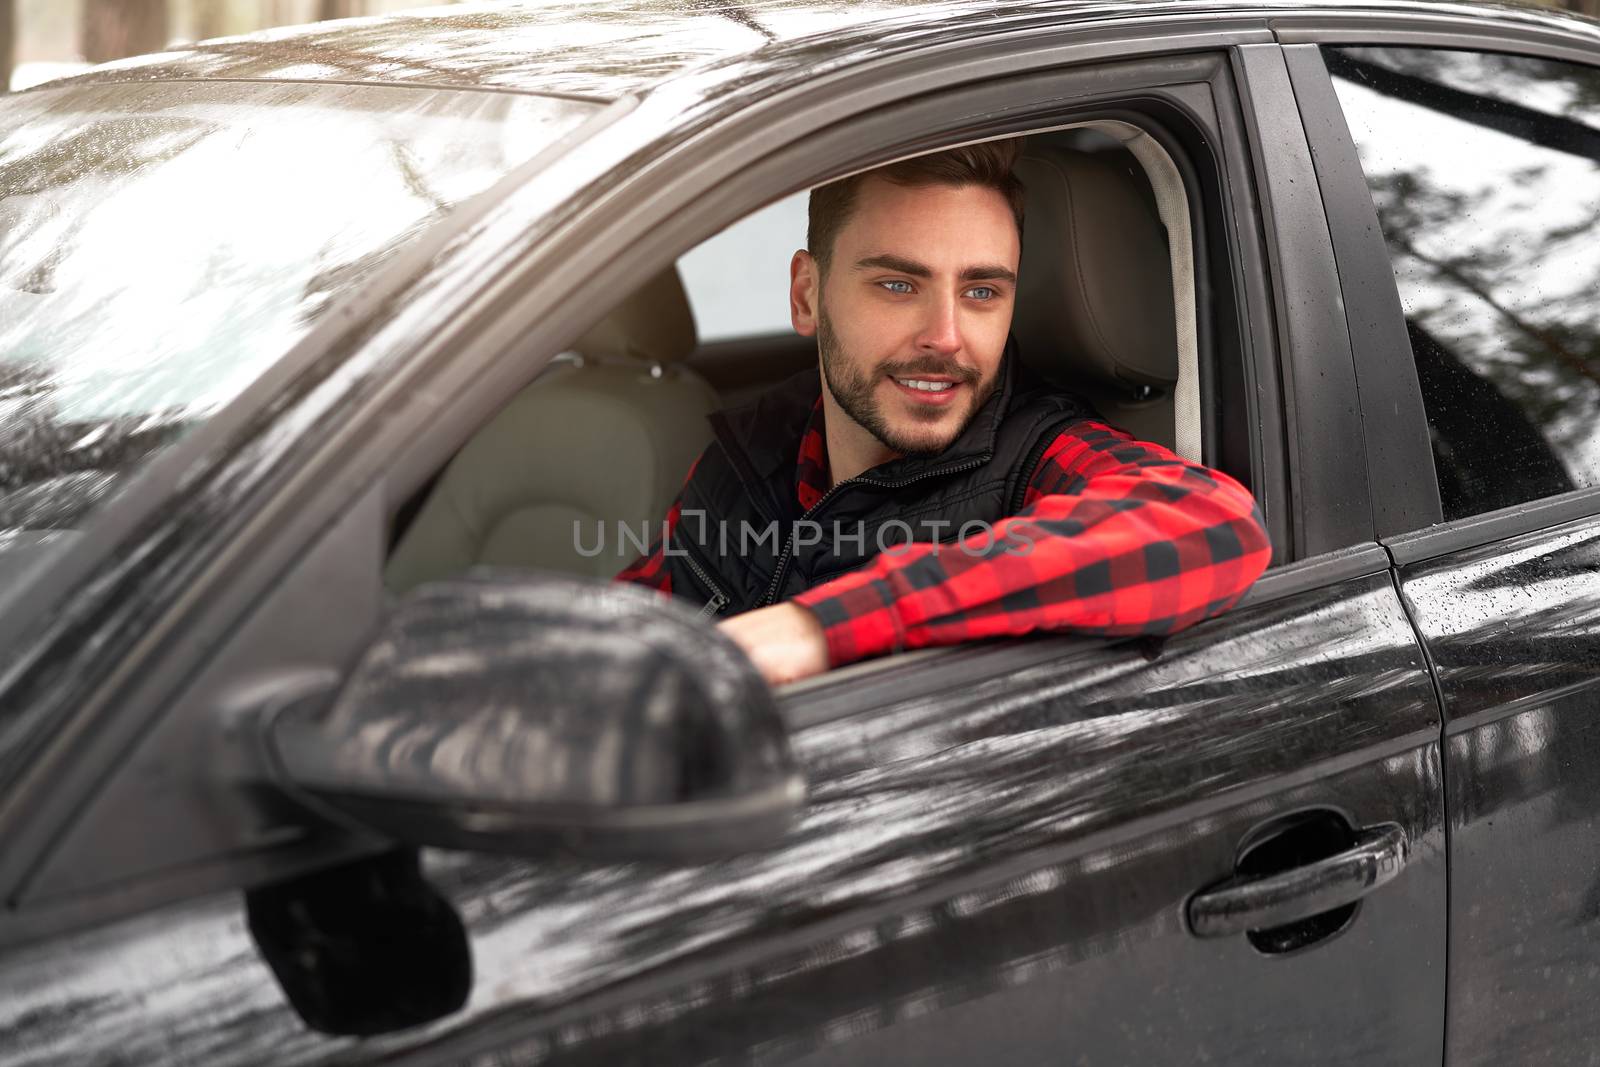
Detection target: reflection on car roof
<box><xmin>25</xmin><ymin>0</ymin><xmax>1596</xmax><ymax>105</ymax></box>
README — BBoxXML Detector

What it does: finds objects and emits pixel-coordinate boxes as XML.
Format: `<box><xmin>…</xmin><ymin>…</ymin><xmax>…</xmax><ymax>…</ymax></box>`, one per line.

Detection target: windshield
<box><xmin>0</xmin><ymin>80</ymin><xmax>597</xmax><ymax>541</ymax></box>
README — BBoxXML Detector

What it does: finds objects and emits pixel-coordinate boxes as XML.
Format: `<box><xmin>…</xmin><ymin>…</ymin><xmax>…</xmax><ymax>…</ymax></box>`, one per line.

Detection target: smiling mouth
<box><xmin>888</xmin><ymin>375</ymin><xmax>963</xmax><ymax>405</ymax></box>
<box><xmin>892</xmin><ymin>377</ymin><xmax>957</xmax><ymax>393</ymax></box>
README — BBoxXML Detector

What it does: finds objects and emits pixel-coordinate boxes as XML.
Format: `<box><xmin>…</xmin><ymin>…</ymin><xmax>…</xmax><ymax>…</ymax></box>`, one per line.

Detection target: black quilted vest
<box><xmin>663</xmin><ymin>349</ymin><xmax>1096</xmax><ymax>617</ymax></box>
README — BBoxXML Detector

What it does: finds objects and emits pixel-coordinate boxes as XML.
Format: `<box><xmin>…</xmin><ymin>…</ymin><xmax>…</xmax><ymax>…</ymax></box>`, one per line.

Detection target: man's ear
<box><xmin>789</xmin><ymin>250</ymin><xmax>819</xmax><ymax>338</ymax></box>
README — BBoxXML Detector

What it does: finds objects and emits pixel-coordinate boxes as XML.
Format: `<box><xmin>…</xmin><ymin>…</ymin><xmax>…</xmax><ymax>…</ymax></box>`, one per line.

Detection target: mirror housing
<box><xmin>262</xmin><ymin>571</ymin><xmax>804</xmax><ymax>860</ymax></box>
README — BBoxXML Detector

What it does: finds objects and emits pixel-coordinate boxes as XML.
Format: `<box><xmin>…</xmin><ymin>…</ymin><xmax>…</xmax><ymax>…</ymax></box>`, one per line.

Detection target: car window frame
<box><xmin>1278</xmin><ymin>12</ymin><xmax>1600</xmax><ymax>567</ymax></box>
<box><xmin>578</xmin><ymin>40</ymin><xmax>1385</xmax><ymax>712</ymax></box>
<box><xmin>376</xmin><ymin>49</ymin><xmax>1299</xmax><ymax>568</ymax></box>
<box><xmin>1280</xmin><ymin>42</ymin><xmax>1442</xmax><ymax>540</ymax></box>
<box><xmin>383</xmin><ymin>44</ymin><xmax>1322</xmax><ymax>704</ymax></box>
<box><xmin>422</xmin><ymin>63</ymin><xmax>1281</xmax><ymax>592</ymax></box>
<box><xmin>1232</xmin><ymin>41</ymin><xmax>1376</xmax><ymax>559</ymax></box>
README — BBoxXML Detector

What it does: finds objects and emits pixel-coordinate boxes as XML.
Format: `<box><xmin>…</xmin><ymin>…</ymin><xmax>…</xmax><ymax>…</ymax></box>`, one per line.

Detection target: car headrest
<box><xmin>574</xmin><ymin>265</ymin><xmax>697</xmax><ymax>364</ymax></box>
<box><xmin>1011</xmin><ymin>147</ymin><xmax>1177</xmax><ymax>393</ymax></box>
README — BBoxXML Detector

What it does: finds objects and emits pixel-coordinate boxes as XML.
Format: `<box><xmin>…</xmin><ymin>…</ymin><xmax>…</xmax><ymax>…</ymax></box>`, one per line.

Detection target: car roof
<box><xmin>25</xmin><ymin>0</ymin><xmax>1600</xmax><ymax>105</ymax></box>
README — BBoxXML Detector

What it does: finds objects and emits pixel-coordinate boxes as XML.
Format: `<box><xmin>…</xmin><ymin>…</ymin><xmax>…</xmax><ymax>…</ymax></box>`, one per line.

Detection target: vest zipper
<box><xmin>757</xmin><ymin>457</ymin><xmax>988</xmax><ymax>608</ymax></box>
<box><xmin>1008</xmin><ymin>412</ymin><xmax>1091</xmax><ymax>515</ymax></box>
<box><xmin>679</xmin><ymin>541</ymin><xmax>731</xmax><ymax>618</ymax></box>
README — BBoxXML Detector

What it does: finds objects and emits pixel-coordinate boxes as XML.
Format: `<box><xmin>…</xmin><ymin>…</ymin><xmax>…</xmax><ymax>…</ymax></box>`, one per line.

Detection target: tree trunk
<box><xmin>193</xmin><ymin>0</ymin><xmax>228</xmax><ymax>41</ymax></box>
<box><xmin>81</xmin><ymin>0</ymin><xmax>170</xmax><ymax>64</ymax></box>
<box><xmin>1</xmin><ymin>0</ymin><xmax>14</xmax><ymax>94</ymax></box>
<box><xmin>260</xmin><ymin>0</ymin><xmax>294</xmax><ymax>31</ymax></box>
<box><xmin>317</xmin><ymin>0</ymin><xmax>364</xmax><ymax>21</ymax></box>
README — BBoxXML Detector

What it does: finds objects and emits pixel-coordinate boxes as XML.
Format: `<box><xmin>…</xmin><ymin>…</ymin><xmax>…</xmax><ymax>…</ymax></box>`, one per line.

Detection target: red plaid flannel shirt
<box><xmin>618</xmin><ymin>400</ymin><xmax>1270</xmax><ymax>667</ymax></box>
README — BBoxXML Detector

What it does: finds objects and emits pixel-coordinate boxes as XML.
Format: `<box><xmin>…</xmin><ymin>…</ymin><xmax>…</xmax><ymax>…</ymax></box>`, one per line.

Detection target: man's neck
<box><xmin>819</xmin><ymin>384</ymin><xmax>900</xmax><ymax>487</ymax></box>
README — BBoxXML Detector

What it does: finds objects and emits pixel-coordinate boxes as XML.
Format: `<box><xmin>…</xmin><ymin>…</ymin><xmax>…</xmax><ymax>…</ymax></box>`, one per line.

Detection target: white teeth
<box><xmin>895</xmin><ymin>378</ymin><xmax>955</xmax><ymax>393</ymax></box>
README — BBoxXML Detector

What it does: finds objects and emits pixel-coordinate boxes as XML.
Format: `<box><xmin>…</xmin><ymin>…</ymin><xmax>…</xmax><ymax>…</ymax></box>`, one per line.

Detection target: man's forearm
<box><xmin>793</xmin><ymin>433</ymin><xmax>1271</xmax><ymax>666</ymax></box>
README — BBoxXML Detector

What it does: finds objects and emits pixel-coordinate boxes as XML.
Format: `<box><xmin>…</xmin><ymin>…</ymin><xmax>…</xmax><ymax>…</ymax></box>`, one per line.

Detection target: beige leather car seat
<box><xmin>1011</xmin><ymin>146</ymin><xmax>1183</xmax><ymax>453</ymax></box>
<box><xmin>384</xmin><ymin>268</ymin><xmax>718</xmax><ymax>593</ymax></box>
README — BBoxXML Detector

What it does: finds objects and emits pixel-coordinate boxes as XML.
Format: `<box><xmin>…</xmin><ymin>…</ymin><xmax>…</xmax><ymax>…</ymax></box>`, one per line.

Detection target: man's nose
<box><xmin>915</xmin><ymin>294</ymin><xmax>963</xmax><ymax>356</ymax></box>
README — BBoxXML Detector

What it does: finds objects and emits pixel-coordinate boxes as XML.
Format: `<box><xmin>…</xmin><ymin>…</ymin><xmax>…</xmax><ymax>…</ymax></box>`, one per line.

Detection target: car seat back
<box><xmin>1012</xmin><ymin>144</ymin><xmax>1190</xmax><ymax>456</ymax></box>
<box><xmin>385</xmin><ymin>268</ymin><xmax>717</xmax><ymax>592</ymax></box>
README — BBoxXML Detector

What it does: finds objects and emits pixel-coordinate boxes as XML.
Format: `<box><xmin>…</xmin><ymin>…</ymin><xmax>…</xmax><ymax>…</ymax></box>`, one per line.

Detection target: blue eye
<box><xmin>967</xmin><ymin>286</ymin><xmax>996</xmax><ymax>300</ymax></box>
<box><xmin>881</xmin><ymin>280</ymin><xmax>914</xmax><ymax>294</ymax></box>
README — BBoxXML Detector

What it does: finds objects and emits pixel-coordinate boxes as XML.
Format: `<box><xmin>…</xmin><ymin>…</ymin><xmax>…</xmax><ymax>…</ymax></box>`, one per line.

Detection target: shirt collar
<box><xmin>795</xmin><ymin>398</ymin><xmax>829</xmax><ymax>510</ymax></box>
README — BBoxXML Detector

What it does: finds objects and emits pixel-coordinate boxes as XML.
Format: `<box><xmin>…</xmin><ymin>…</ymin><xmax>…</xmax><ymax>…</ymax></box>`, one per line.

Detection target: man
<box><xmin>620</xmin><ymin>140</ymin><xmax>1270</xmax><ymax>686</ymax></box>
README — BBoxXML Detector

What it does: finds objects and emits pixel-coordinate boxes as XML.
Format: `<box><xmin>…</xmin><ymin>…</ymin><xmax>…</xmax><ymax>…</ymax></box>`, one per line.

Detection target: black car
<box><xmin>3</xmin><ymin>1</ymin><xmax>1600</xmax><ymax>1063</ymax></box>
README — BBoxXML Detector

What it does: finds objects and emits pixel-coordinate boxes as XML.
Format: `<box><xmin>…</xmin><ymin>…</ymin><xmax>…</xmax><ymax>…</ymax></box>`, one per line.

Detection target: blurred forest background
<box><xmin>1</xmin><ymin>0</ymin><xmax>1599</xmax><ymax>91</ymax></box>
<box><xmin>1</xmin><ymin>0</ymin><xmax>464</xmax><ymax>91</ymax></box>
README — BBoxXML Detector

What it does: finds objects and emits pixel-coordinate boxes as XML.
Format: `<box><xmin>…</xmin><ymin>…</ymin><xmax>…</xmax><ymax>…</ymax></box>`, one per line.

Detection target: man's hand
<box><xmin>718</xmin><ymin>602</ymin><xmax>829</xmax><ymax>687</ymax></box>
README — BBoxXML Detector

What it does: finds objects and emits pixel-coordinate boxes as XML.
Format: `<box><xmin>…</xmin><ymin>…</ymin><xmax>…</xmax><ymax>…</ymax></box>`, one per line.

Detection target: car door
<box><xmin>0</xmin><ymin>24</ymin><xmax>1447</xmax><ymax>1067</ymax></box>
<box><xmin>1288</xmin><ymin>18</ymin><xmax>1600</xmax><ymax>1067</ymax></box>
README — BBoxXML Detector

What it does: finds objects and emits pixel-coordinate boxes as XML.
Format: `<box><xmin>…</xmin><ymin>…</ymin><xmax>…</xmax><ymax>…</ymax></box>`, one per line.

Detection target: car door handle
<box><xmin>1186</xmin><ymin>824</ymin><xmax>1409</xmax><ymax>939</ymax></box>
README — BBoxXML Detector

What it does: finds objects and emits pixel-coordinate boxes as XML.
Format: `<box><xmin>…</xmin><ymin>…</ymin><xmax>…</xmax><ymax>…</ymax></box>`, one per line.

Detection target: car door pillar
<box><xmin>1231</xmin><ymin>43</ymin><xmax>1374</xmax><ymax>558</ymax></box>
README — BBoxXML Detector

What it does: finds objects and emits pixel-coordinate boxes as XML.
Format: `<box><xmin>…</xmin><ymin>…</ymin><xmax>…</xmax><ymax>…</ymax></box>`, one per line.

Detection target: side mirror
<box><xmin>260</xmin><ymin>571</ymin><xmax>805</xmax><ymax>860</ymax></box>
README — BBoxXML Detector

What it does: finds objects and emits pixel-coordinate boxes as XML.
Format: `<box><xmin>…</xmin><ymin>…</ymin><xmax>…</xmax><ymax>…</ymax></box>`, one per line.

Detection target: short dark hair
<box><xmin>806</xmin><ymin>139</ymin><xmax>1026</xmax><ymax>274</ymax></box>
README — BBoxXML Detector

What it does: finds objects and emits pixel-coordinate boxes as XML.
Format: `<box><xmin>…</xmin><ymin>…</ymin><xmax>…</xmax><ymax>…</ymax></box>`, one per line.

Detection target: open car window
<box><xmin>0</xmin><ymin>81</ymin><xmax>597</xmax><ymax>543</ymax></box>
<box><xmin>384</xmin><ymin>120</ymin><xmax>1226</xmax><ymax>610</ymax></box>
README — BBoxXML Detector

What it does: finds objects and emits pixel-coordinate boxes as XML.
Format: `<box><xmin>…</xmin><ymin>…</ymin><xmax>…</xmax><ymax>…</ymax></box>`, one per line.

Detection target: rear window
<box><xmin>0</xmin><ymin>80</ymin><xmax>596</xmax><ymax>537</ymax></box>
<box><xmin>677</xmin><ymin>191</ymin><xmax>808</xmax><ymax>343</ymax></box>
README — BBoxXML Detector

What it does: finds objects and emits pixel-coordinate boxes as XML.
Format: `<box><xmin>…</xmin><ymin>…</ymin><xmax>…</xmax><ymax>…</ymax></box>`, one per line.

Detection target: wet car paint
<box><xmin>0</xmin><ymin>567</ymin><xmax>1444</xmax><ymax>1065</ymax></box>
<box><xmin>1399</xmin><ymin>513</ymin><xmax>1600</xmax><ymax>1066</ymax></box>
<box><xmin>23</xmin><ymin>0</ymin><xmax>1297</xmax><ymax>101</ymax></box>
<box><xmin>2</xmin><ymin>0</ymin><xmax>1598</xmax><ymax>1064</ymax></box>
<box><xmin>36</xmin><ymin>0</ymin><xmax>1583</xmax><ymax>109</ymax></box>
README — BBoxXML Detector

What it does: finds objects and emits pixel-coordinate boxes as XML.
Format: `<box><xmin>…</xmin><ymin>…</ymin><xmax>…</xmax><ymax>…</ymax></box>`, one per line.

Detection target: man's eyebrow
<box><xmin>854</xmin><ymin>253</ymin><xmax>933</xmax><ymax>277</ymax></box>
<box><xmin>962</xmin><ymin>264</ymin><xmax>1018</xmax><ymax>284</ymax></box>
<box><xmin>853</xmin><ymin>254</ymin><xmax>1017</xmax><ymax>285</ymax></box>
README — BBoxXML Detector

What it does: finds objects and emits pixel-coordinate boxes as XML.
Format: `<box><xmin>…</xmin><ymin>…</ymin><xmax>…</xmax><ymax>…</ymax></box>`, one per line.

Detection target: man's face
<box><xmin>792</xmin><ymin>175</ymin><xmax>1020</xmax><ymax>457</ymax></box>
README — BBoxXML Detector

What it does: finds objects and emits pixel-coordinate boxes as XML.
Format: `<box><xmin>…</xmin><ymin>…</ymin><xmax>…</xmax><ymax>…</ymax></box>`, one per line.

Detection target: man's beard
<box><xmin>818</xmin><ymin>308</ymin><xmax>996</xmax><ymax>458</ymax></box>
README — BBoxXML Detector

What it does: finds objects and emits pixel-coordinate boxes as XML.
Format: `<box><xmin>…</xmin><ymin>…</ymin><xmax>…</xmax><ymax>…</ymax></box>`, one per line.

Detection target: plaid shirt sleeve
<box><xmin>791</xmin><ymin>421</ymin><xmax>1272</xmax><ymax>668</ymax></box>
<box><xmin>614</xmin><ymin>458</ymin><xmax>699</xmax><ymax>593</ymax></box>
